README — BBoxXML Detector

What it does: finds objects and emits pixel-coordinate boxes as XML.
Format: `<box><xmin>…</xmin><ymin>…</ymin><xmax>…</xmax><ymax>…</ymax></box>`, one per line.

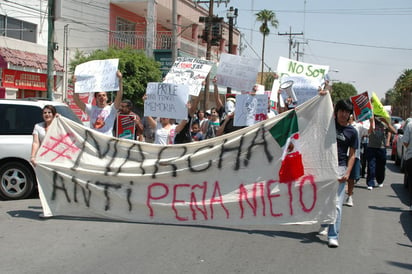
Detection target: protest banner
<box><xmin>74</xmin><ymin>59</ymin><xmax>119</xmax><ymax>93</ymax></box>
<box><xmin>116</xmin><ymin>114</ymin><xmax>136</xmax><ymax>139</ymax></box>
<box><xmin>216</xmin><ymin>53</ymin><xmax>260</xmax><ymax>92</ymax></box>
<box><xmin>35</xmin><ymin>94</ymin><xmax>339</xmax><ymax>227</ymax></box>
<box><xmin>350</xmin><ymin>92</ymin><xmax>373</xmax><ymax>122</ymax></box>
<box><xmin>277</xmin><ymin>57</ymin><xmax>329</xmax><ymax>107</ymax></box>
<box><xmin>144</xmin><ymin>82</ymin><xmax>189</xmax><ymax>120</ymax></box>
<box><xmin>234</xmin><ymin>94</ymin><xmax>269</xmax><ymax>126</ymax></box>
<box><xmin>163</xmin><ymin>57</ymin><xmax>214</xmax><ymax>96</ymax></box>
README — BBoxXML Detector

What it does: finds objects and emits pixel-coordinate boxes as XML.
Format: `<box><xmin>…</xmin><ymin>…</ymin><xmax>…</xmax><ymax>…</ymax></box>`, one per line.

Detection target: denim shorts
<box><xmin>349</xmin><ymin>158</ymin><xmax>360</xmax><ymax>180</ymax></box>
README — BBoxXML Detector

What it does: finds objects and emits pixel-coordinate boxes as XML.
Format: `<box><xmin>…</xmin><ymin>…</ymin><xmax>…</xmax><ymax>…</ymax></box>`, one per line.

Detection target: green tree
<box><xmin>70</xmin><ymin>47</ymin><xmax>162</xmax><ymax>109</ymax></box>
<box><xmin>393</xmin><ymin>69</ymin><xmax>412</xmax><ymax>118</ymax></box>
<box><xmin>255</xmin><ymin>10</ymin><xmax>278</xmax><ymax>84</ymax></box>
<box><xmin>330</xmin><ymin>82</ymin><xmax>357</xmax><ymax>104</ymax></box>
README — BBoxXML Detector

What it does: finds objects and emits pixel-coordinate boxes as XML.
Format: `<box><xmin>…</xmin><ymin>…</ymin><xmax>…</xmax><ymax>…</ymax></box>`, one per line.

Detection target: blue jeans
<box><xmin>321</xmin><ymin>181</ymin><xmax>346</xmax><ymax>240</ymax></box>
<box><xmin>366</xmin><ymin>147</ymin><xmax>387</xmax><ymax>187</ymax></box>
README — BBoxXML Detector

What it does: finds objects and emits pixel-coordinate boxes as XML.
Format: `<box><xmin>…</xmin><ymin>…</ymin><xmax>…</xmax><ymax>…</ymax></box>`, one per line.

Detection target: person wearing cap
<box><xmin>212</xmin><ymin>77</ymin><xmax>245</xmax><ymax>136</ymax></box>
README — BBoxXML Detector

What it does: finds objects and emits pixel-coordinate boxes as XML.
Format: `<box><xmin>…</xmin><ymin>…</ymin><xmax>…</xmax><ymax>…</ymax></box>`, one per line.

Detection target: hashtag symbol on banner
<box><xmin>40</xmin><ymin>133</ymin><xmax>80</xmax><ymax>162</ymax></box>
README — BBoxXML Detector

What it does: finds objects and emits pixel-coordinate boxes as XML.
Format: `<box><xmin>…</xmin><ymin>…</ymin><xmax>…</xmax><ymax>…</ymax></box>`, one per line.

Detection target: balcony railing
<box><xmin>109</xmin><ymin>31</ymin><xmax>207</xmax><ymax>58</ymax></box>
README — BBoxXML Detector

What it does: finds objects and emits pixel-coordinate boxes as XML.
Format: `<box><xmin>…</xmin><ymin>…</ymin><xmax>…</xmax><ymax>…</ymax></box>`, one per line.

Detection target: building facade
<box><xmin>0</xmin><ymin>0</ymin><xmax>239</xmax><ymax>101</ymax></box>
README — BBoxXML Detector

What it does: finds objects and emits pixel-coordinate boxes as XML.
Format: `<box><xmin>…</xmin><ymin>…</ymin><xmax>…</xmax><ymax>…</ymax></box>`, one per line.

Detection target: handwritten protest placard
<box><xmin>144</xmin><ymin>82</ymin><xmax>189</xmax><ymax>120</ymax></box>
<box><xmin>350</xmin><ymin>92</ymin><xmax>373</xmax><ymax>122</ymax></box>
<box><xmin>234</xmin><ymin>94</ymin><xmax>268</xmax><ymax>126</ymax></box>
<box><xmin>164</xmin><ymin>57</ymin><xmax>214</xmax><ymax>96</ymax></box>
<box><xmin>74</xmin><ymin>59</ymin><xmax>119</xmax><ymax>93</ymax></box>
<box><xmin>216</xmin><ymin>53</ymin><xmax>260</xmax><ymax>92</ymax></box>
<box><xmin>277</xmin><ymin>57</ymin><xmax>329</xmax><ymax>107</ymax></box>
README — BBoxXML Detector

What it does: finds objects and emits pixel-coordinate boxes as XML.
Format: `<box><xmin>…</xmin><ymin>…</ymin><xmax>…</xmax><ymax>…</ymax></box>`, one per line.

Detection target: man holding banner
<box><xmin>73</xmin><ymin>70</ymin><xmax>124</xmax><ymax>136</ymax></box>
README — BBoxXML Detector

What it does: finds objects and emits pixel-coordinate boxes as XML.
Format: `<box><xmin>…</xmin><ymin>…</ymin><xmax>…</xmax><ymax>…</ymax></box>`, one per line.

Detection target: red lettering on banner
<box><xmin>190</xmin><ymin>182</ymin><xmax>208</xmax><ymax>220</ymax></box>
<box><xmin>299</xmin><ymin>175</ymin><xmax>317</xmax><ymax>212</ymax></box>
<box><xmin>238</xmin><ymin>183</ymin><xmax>265</xmax><ymax>218</ymax></box>
<box><xmin>145</xmin><ymin>177</ymin><xmax>317</xmax><ymax>221</ymax></box>
<box><xmin>172</xmin><ymin>184</ymin><xmax>190</xmax><ymax>221</ymax></box>
<box><xmin>209</xmin><ymin>181</ymin><xmax>230</xmax><ymax>219</ymax></box>
<box><xmin>266</xmin><ymin>180</ymin><xmax>283</xmax><ymax>217</ymax></box>
<box><xmin>147</xmin><ymin>183</ymin><xmax>169</xmax><ymax>217</ymax></box>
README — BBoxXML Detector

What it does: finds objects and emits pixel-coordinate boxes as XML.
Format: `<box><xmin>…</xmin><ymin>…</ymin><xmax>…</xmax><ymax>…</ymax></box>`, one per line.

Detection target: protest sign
<box><xmin>74</xmin><ymin>59</ymin><xmax>119</xmax><ymax>93</ymax></box>
<box><xmin>216</xmin><ymin>53</ymin><xmax>260</xmax><ymax>92</ymax></box>
<box><xmin>371</xmin><ymin>92</ymin><xmax>391</xmax><ymax>123</ymax></box>
<box><xmin>144</xmin><ymin>82</ymin><xmax>189</xmax><ymax>120</ymax></box>
<box><xmin>116</xmin><ymin>114</ymin><xmax>136</xmax><ymax>139</ymax></box>
<box><xmin>234</xmin><ymin>94</ymin><xmax>269</xmax><ymax>126</ymax></box>
<box><xmin>35</xmin><ymin>94</ymin><xmax>339</xmax><ymax>227</ymax></box>
<box><xmin>350</xmin><ymin>92</ymin><xmax>373</xmax><ymax>122</ymax></box>
<box><xmin>163</xmin><ymin>57</ymin><xmax>214</xmax><ymax>96</ymax></box>
<box><xmin>277</xmin><ymin>57</ymin><xmax>329</xmax><ymax>107</ymax></box>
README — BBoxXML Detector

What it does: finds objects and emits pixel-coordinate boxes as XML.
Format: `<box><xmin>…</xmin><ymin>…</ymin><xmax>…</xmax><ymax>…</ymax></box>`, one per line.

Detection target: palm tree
<box><xmin>255</xmin><ymin>9</ymin><xmax>279</xmax><ymax>84</ymax></box>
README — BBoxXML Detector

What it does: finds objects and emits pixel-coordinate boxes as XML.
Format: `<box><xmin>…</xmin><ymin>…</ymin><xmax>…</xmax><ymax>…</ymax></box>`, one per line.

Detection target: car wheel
<box><xmin>0</xmin><ymin>161</ymin><xmax>36</xmax><ymax>200</ymax></box>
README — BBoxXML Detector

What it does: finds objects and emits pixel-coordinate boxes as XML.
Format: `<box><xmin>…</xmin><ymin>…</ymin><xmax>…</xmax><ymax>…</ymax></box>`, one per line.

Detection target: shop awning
<box><xmin>0</xmin><ymin>47</ymin><xmax>63</xmax><ymax>72</ymax></box>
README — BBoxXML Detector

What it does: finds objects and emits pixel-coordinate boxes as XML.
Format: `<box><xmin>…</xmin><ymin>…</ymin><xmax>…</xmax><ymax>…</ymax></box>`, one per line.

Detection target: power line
<box><xmin>307</xmin><ymin>38</ymin><xmax>412</xmax><ymax>51</ymax></box>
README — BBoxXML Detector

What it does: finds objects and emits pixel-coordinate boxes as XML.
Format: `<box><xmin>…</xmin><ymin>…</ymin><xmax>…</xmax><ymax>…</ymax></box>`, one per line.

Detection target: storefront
<box><xmin>0</xmin><ymin>47</ymin><xmax>63</xmax><ymax>99</ymax></box>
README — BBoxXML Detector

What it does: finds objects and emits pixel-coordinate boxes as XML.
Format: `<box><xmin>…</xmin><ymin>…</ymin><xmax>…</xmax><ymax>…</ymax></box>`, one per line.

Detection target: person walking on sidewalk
<box><xmin>319</xmin><ymin>99</ymin><xmax>358</xmax><ymax>248</ymax></box>
<box><xmin>366</xmin><ymin>115</ymin><xmax>396</xmax><ymax>190</ymax></box>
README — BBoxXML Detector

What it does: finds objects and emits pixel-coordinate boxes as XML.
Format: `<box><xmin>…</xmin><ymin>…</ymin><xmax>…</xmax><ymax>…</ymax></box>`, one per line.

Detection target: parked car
<box><xmin>0</xmin><ymin>98</ymin><xmax>82</xmax><ymax>200</ymax></box>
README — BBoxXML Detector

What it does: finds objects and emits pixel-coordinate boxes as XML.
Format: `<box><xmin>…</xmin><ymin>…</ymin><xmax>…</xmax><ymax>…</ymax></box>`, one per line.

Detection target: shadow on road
<box><xmin>7</xmin><ymin>207</ymin><xmax>325</xmax><ymax>245</ymax></box>
<box><xmin>367</xmin><ymin>183</ymin><xmax>412</xmax><ymax>243</ymax></box>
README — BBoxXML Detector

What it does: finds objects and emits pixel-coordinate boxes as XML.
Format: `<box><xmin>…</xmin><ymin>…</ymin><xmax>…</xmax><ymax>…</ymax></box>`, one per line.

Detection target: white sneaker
<box><xmin>378</xmin><ymin>183</ymin><xmax>384</xmax><ymax>188</ymax></box>
<box><xmin>367</xmin><ymin>186</ymin><xmax>373</xmax><ymax>190</ymax></box>
<box><xmin>344</xmin><ymin>196</ymin><xmax>353</xmax><ymax>207</ymax></box>
<box><xmin>328</xmin><ymin>238</ymin><xmax>339</xmax><ymax>248</ymax></box>
<box><xmin>318</xmin><ymin>226</ymin><xmax>328</xmax><ymax>236</ymax></box>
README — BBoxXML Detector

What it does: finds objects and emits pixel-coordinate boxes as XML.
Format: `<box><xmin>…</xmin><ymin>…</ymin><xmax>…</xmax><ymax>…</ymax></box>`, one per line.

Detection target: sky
<box><xmin>201</xmin><ymin>0</ymin><xmax>412</xmax><ymax>99</ymax></box>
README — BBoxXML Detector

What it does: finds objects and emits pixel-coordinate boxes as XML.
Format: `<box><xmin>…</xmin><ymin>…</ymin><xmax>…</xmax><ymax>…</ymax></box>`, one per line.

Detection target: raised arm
<box><xmin>213</xmin><ymin>77</ymin><xmax>224</xmax><ymax>111</ymax></box>
<box><xmin>113</xmin><ymin>70</ymin><xmax>123</xmax><ymax>109</ymax></box>
<box><xmin>72</xmin><ymin>76</ymin><xmax>86</xmax><ymax>112</ymax></box>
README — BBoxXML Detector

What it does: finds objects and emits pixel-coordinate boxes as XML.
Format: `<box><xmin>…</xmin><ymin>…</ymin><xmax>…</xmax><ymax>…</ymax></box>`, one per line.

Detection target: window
<box><xmin>0</xmin><ymin>104</ymin><xmax>42</xmax><ymax>135</ymax></box>
<box><xmin>0</xmin><ymin>15</ymin><xmax>37</xmax><ymax>43</ymax></box>
<box><xmin>116</xmin><ymin>17</ymin><xmax>136</xmax><ymax>32</ymax></box>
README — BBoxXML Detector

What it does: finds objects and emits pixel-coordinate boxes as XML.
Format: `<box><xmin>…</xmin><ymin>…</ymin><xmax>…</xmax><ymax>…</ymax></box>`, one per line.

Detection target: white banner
<box><xmin>35</xmin><ymin>95</ymin><xmax>338</xmax><ymax>226</ymax></box>
<box><xmin>216</xmin><ymin>53</ymin><xmax>260</xmax><ymax>92</ymax></box>
<box><xmin>144</xmin><ymin>82</ymin><xmax>189</xmax><ymax>120</ymax></box>
<box><xmin>277</xmin><ymin>57</ymin><xmax>329</xmax><ymax>107</ymax></box>
<box><xmin>163</xmin><ymin>57</ymin><xmax>214</xmax><ymax>96</ymax></box>
<box><xmin>74</xmin><ymin>59</ymin><xmax>119</xmax><ymax>93</ymax></box>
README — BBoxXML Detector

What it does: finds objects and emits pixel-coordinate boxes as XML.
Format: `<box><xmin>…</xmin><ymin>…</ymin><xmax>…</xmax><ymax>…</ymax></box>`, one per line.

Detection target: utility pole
<box><xmin>226</xmin><ymin>6</ymin><xmax>238</xmax><ymax>94</ymax></box>
<box><xmin>278</xmin><ymin>26</ymin><xmax>303</xmax><ymax>59</ymax></box>
<box><xmin>47</xmin><ymin>0</ymin><xmax>55</xmax><ymax>100</ymax></box>
<box><xmin>172</xmin><ymin>0</ymin><xmax>177</xmax><ymax>62</ymax></box>
<box><xmin>295</xmin><ymin>40</ymin><xmax>308</xmax><ymax>61</ymax></box>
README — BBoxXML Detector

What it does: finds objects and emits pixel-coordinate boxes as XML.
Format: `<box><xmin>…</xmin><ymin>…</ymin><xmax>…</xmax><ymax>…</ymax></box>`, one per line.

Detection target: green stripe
<box><xmin>269</xmin><ymin>110</ymin><xmax>299</xmax><ymax>147</ymax></box>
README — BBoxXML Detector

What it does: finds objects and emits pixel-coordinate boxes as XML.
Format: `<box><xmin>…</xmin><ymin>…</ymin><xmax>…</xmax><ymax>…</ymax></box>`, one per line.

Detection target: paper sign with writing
<box><xmin>164</xmin><ymin>57</ymin><xmax>214</xmax><ymax>96</ymax></box>
<box><xmin>277</xmin><ymin>57</ymin><xmax>329</xmax><ymax>106</ymax></box>
<box><xmin>144</xmin><ymin>82</ymin><xmax>189</xmax><ymax>120</ymax></box>
<box><xmin>35</xmin><ymin>94</ymin><xmax>339</xmax><ymax>226</ymax></box>
<box><xmin>234</xmin><ymin>94</ymin><xmax>269</xmax><ymax>126</ymax></box>
<box><xmin>74</xmin><ymin>59</ymin><xmax>119</xmax><ymax>93</ymax></box>
<box><xmin>216</xmin><ymin>53</ymin><xmax>260</xmax><ymax>92</ymax></box>
<box><xmin>350</xmin><ymin>92</ymin><xmax>373</xmax><ymax>122</ymax></box>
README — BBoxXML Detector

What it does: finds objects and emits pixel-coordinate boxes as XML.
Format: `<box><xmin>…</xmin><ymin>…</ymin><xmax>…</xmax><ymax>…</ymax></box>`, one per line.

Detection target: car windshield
<box><xmin>55</xmin><ymin>105</ymin><xmax>82</xmax><ymax>124</ymax></box>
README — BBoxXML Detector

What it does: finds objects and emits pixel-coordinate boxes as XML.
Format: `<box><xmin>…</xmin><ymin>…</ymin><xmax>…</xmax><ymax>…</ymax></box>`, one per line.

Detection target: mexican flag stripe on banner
<box><xmin>35</xmin><ymin>95</ymin><xmax>339</xmax><ymax>227</ymax></box>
